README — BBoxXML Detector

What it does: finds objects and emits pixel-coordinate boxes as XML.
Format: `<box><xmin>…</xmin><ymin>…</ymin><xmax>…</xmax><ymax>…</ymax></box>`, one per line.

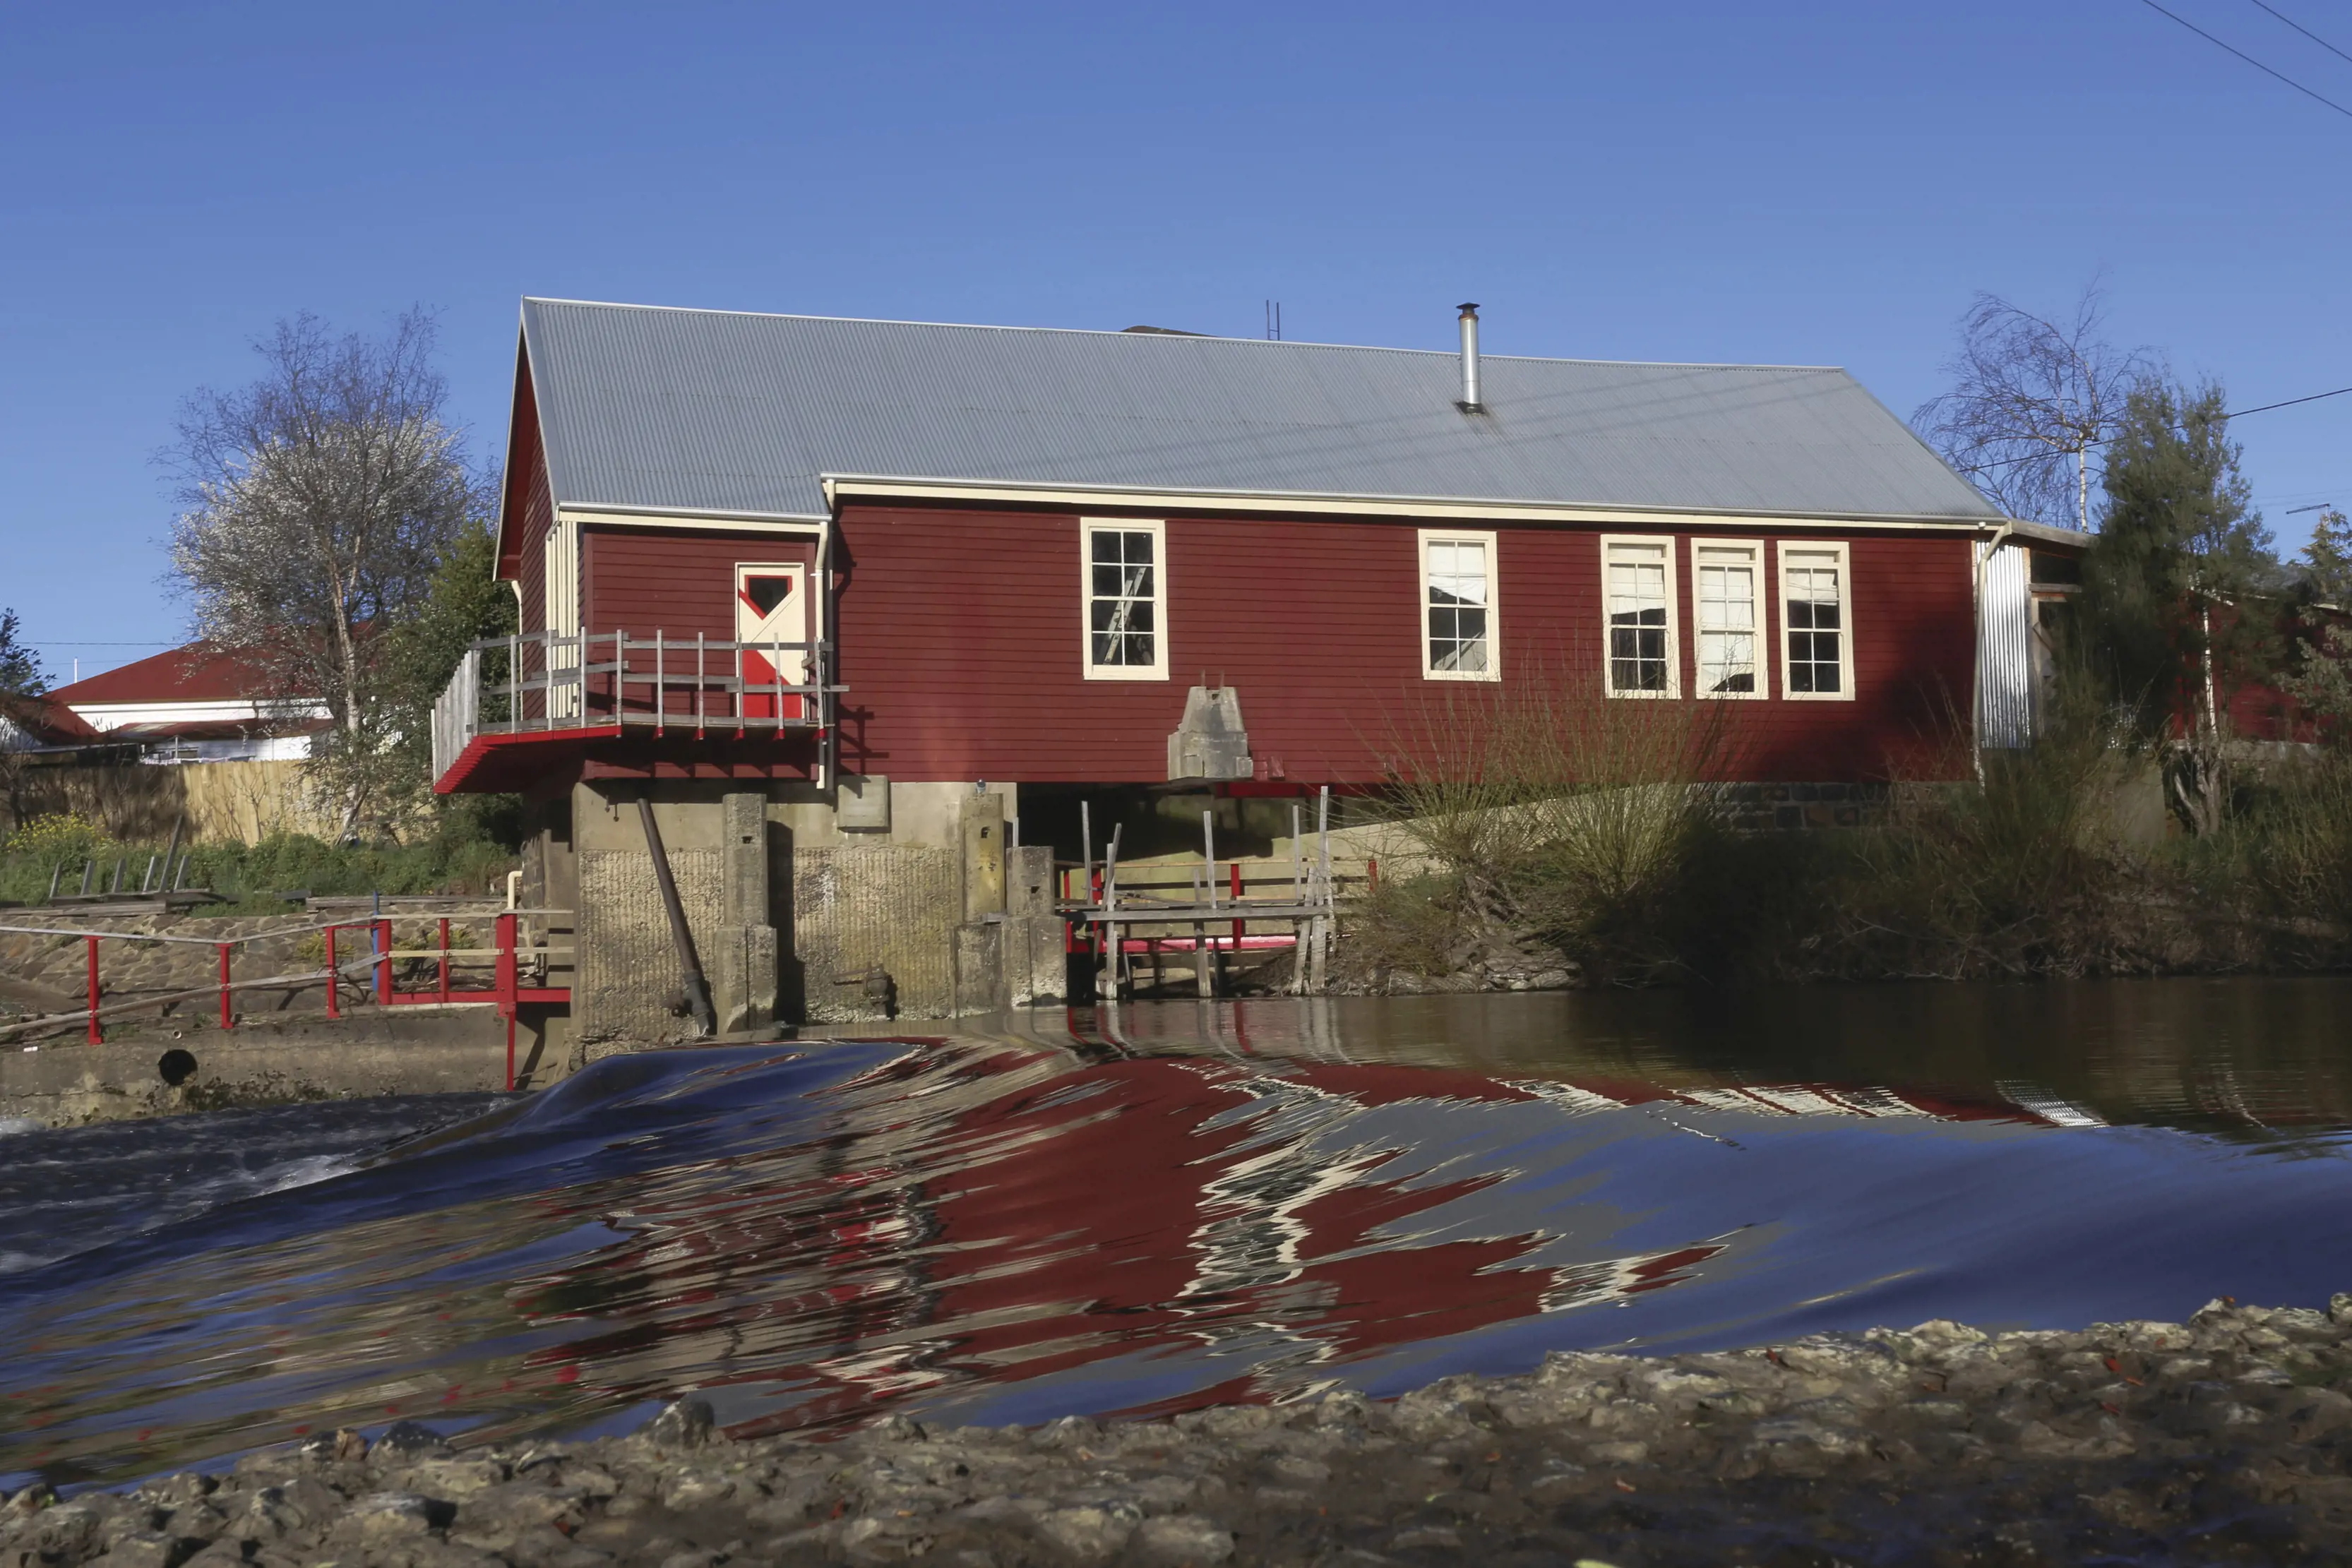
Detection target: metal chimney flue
<box><xmin>1456</xmin><ymin>303</ymin><xmax>1482</xmax><ymax>413</ymax></box>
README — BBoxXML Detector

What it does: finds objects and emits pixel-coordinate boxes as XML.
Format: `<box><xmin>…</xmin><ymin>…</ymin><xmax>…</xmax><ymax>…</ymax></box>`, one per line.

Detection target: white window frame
<box><xmin>1080</xmin><ymin>517</ymin><xmax>1169</xmax><ymax>681</ymax></box>
<box><xmin>1690</xmin><ymin>540</ymin><xmax>1767</xmax><ymax>700</ymax></box>
<box><xmin>1777</xmin><ymin>540</ymin><xmax>1856</xmax><ymax>702</ymax></box>
<box><xmin>1600</xmin><ymin>534</ymin><xmax>1681</xmax><ymax>699</ymax></box>
<box><xmin>1417</xmin><ymin>528</ymin><xmax>1500</xmax><ymax>682</ymax></box>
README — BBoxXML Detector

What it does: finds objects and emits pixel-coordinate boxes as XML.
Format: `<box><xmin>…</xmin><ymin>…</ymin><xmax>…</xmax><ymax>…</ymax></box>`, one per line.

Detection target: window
<box><xmin>1420</xmin><ymin>529</ymin><xmax>1498</xmax><ymax>680</ymax></box>
<box><xmin>1081</xmin><ymin>518</ymin><xmax>1168</xmax><ymax>679</ymax></box>
<box><xmin>1601</xmin><ymin>536</ymin><xmax>1679</xmax><ymax>697</ymax></box>
<box><xmin>1779</xmin><ymin>541</ymin><xmax>1853</xmax><ymax>699</ymax></box>
<box><xmin>1693</xmin><ymin>542</ymin><xmax>1764</xmax><ymax>698</ymax></box>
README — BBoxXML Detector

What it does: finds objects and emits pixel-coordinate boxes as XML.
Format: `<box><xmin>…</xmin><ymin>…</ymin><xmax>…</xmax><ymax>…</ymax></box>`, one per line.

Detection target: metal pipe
<box><xmin>637</xmin><ymin>797</ymin><xmax>716</xmax><ymax>1036</ymax></box>
<box><xmin>1457</xmin><ymin>304</ymin><xmax>1482</xmax><ymax>412</ymax></box>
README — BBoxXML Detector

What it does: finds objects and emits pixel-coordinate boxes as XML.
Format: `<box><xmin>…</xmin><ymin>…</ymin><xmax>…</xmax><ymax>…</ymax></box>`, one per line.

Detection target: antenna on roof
<box><xmin>1265</xmin><ymin>301</ymin><xmax>1282</xmax><ymax>341</ymax></box>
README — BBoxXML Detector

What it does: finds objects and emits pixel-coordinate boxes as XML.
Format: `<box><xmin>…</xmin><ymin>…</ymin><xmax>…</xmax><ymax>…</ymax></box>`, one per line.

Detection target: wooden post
<box><xmin>217</xmin><ymin>942</ymin><xmax>234</xmax><ymax>1030</ymax></box>
<box><xmin>437</xmin><ymin>917</ymin><xmax>451</xmax><ymax>1003</ymax></box>
<box><xmin>1311</xmin><ymin>786</ymin><xmax>1332</xmax><ymax>993</ymax></box>
<box><xmin>85</xmin><ymin>935</ymin><xmax>101</xmax><ymax>1045</ymax></box>
<box><xmin>374</xmin><ymin>918</ymin><xmax>393</xmax><ymax>1004</ymax></box>
<box><xmin>1098</xmin><ymin>824</ymin><xmax>1122</xmax><ymax>1001</ymax></box>
<box><xmin>323</xmin><ymin>926</ymin><xmax>340</xmax><ymax>1019</ymax></box>
<box><xmin>1290</xmin><ymin>803</ymin><xmax>1306</xmax><ymax>995</ymax></box>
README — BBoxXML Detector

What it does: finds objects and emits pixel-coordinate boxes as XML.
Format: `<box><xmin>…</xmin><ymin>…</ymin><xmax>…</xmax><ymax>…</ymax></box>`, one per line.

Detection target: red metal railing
<box><xmin>0</xmin><ymin>910</ymin><xmax>572</xmax><ymax>1090</ymax></box>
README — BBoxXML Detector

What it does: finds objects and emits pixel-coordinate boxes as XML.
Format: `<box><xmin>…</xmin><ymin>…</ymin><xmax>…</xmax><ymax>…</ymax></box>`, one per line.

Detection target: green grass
<box><xmin>0</xmin><ymin>829</ymin><xmax>516</xmax><ymax>909</ymax></box>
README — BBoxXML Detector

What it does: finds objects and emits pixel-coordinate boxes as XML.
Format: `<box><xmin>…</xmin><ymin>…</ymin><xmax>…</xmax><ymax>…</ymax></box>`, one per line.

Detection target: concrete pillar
<box><xmin>961</xmin><ymin>791</ymin><xmax>1005</xmax><ymax>920</ymax></box>
<box><xmin>1005</xmin><ymin>844</ymin><xmax>1065</xmax><ymax>1007</ymax></box>
<box><xmin>714</xmin><ymin>790</ymin><xmax>778</xmax><ymax>1035</ymax></box>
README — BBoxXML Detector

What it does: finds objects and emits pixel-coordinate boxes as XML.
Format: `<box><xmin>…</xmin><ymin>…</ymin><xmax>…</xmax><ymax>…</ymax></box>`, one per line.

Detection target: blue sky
<box><xmin>4</xmin><ymin>0</ymin><xmax>2348</xmax><ymax>682</ymax></box>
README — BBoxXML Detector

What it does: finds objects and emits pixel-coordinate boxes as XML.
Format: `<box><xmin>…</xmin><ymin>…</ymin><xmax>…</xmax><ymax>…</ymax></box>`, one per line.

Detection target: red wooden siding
<box><xmin>501</xmin><ymin>364</ymin><xmax>556</xmax><ymax>637</ymax></box>
<box><xmin>823</xmin><ymin>503</ymin><xmax>1978</xmax><ymax>785</ymax></box>
<box><xmin>582</xmin><ymin>527</ymin><xmax>814</xmax><ymax>640</ymax></box>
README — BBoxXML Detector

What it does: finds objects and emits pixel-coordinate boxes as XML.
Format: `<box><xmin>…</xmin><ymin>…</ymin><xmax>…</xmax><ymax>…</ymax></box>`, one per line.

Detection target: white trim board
<box><xmin>824</xmin><ymin>474</ymin><xmax>2007</xmax><ymax>533</ymax></box>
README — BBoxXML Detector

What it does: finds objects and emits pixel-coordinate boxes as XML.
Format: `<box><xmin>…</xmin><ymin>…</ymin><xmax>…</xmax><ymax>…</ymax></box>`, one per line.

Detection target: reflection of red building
<box><xmin>508</xmin><ymin>1046</ymin><xmax>2084</xmax><ymax>1437</ymax></box>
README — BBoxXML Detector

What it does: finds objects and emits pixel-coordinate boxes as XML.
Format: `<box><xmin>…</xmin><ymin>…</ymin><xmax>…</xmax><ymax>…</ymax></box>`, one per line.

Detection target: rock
<box><xmin>1034</xmin><ymin>1414</ymin><xmax>1104</xmax><ymax>1448</ymax></box>
<box><xmin>656</xmin><ymin>1472</ymin><xmax>734</xmax><ymax>1511</ymax></box>
<box><xmin>175</xmin><ymin>1543</ymin><xmax>247</xmax><ymax>1568</ymax></box>
<box><xmin>4</xmin><ymin>1485</ymin><xmax>56</xmax><ymax>1519</ymax></box>
<box><xmin>1389</xmin><ymin>1526</ymin><xmax>1462</xmax><ymax>1551</ymax></box>
<box><xmin>376</xmin><ymin>1420</ymin><xmax>457</xmax><ymax>1461</ymax></box>
<box><xmin>331</xmin><ymin>1492</ymin><xmax>440</xmax><ymax>1540</ymax></box>
<box><xmin>868</xmin><ymin>1414</ymin><xmax>925</xmax><ymax>1444</ymax></box>
<box><xmin>298</xmin><ymin>1428</ymin><xmax>369</xmax><ymax>1464</ymax></box>
<box><xmin>1132</xmin><ymin>1516</ymin><xmax>1234</xmax><ymax>1563</ymax></box>
<box><xmin>1035</xmin><ymin>1503</ymin><xmax>1140</xmax><ymax>1560</ymax></box>
<box><xmin>86</xmin><ymin>1533</ymin><xmax>177</xmax><ymax>1568</ymax></box>
<box><xmin>643</xmin><ymin>1399</ymin><xmax>717</xmax><ymax>1449</ymax></box>
<box><xmin>401</xmin><ymin>1457</ymin><xmax>508</xmax><ymax>1499</ymax></box>
<box><xmin>26</xmin><ymin>1505</ymin><xmax>103</xmax><ymax>1562</ymax></box>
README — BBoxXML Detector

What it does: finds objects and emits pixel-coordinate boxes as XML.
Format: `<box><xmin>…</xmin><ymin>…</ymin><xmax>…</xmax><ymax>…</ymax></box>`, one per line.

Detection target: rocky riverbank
<box><xmin>11</xmin><ymin>1297</ymin><xmax>2352</xmax><ymax>1565</ymax></box>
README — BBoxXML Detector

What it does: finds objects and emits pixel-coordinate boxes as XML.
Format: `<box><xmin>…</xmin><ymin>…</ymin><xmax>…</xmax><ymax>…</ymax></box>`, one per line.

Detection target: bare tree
<box><xmin>1914</xmin><ymin>286</ymin><xmax>2151</xmax><ymax>529</ymax></box>
<box><xmin>167</xmin><ymin>310</ymin><xmax>482</xmax><ymax>834</ymax></box>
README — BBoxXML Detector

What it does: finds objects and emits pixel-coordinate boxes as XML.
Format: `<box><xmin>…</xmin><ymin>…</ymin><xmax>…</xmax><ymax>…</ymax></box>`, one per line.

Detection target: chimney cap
<box><xmin>1457</xmin><ymin>301</ymin><xmax>1480</xmax><ymax>315</ymax></box>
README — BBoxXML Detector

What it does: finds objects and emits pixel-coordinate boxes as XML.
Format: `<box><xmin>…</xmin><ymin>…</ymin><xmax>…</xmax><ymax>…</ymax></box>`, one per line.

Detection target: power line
<box><xmin>2245</xmin><ymin>0</ymin><xmax>2352</xmax><ymax>69</ymax></box>
<box><xmin>1954</xmin><ymin>383</ymin><xmax>2352</xmax><ymax>473</ymax></box>
<box><xmin>2225</xmin><ymin>384</ymin><xmax>2352</xmax><ymax>419</ymax></box>
<box><xmin>2139</xmin><ymin>0</ymin><xmax>2352</xmax><ymax>119</ymax></box>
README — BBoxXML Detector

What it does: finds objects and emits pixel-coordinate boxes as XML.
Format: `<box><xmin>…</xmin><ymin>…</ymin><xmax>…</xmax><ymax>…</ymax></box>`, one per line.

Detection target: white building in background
<box><xmin>47</xmin><ymin>642</ymin><xmax>331</xmax><ymax>764</ymax></box>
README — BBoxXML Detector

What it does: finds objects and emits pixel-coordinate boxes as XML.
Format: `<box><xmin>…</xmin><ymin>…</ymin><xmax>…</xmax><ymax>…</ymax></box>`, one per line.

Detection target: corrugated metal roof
<box><xmin>518</xmin><ymin>299</ymin><xmax>1999</xmax><ymax>523</ymax></box>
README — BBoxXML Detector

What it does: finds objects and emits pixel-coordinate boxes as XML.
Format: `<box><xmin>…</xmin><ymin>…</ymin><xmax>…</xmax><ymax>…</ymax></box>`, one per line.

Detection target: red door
<box><xmin>737</xmin><ymin>563</ymin><xmax>808</xmax><ymax>722</ymax></box>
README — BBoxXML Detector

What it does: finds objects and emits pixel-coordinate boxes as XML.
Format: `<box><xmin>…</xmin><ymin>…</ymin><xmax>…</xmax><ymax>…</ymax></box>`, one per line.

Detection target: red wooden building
<box><xmin>434</xmin><ymin>300</ymin><xmax>2082</xmax><ymax>1038</ymax></box>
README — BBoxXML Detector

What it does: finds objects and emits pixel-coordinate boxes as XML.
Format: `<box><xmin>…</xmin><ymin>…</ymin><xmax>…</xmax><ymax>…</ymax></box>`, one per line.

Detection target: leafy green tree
<box><xmin>378</xmin><ymin>520</ymin><xmax>520</xmax><ymax>840</ymax></box>
<box><xmin>0</xmin><ymin>609</ymin><xmax>47</xmax><ymax>695</ymax></box>
<box><xmin>2285</xmin><ymin>510</ymin><xmax>2352</xmax><ymax>738</ymax></box>
<box><xmin>2080</xmin><ymin>378</ymin><xmax>2276</xmax><ymax>732</ymax></box>
<box><xmin>2079</xmin><ymin>378</ymin><xmax>2277</xmax><ymax>832</ymax></box>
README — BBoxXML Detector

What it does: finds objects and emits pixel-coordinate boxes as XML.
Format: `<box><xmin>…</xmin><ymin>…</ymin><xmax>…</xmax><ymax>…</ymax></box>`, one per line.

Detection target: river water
<box><xmin>4</xmin><ymin>978</ymin><xmax>2349</xmax><ymax>1489</ymax></box>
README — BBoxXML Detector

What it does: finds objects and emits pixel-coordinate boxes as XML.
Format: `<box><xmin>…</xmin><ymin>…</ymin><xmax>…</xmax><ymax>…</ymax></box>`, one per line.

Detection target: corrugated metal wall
<box><xmin>1976</xmin><ymin>541</ymin><xmax>2034</xmax><ymax>749</ymax></box>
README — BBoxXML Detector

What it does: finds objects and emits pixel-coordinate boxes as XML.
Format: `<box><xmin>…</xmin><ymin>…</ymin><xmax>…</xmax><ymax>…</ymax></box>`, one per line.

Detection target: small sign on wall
<box><xmin>838</xmin><ymin>773</ymin><xmax>891</xmax><ymax>832</ymax></box>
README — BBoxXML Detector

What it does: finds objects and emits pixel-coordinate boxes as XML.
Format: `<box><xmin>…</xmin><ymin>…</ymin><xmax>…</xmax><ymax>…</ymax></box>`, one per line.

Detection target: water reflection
<box><xmin>3</xmin><ymin>979</ymin><xmax>2348</xmax><ymax>1488</ymax></box>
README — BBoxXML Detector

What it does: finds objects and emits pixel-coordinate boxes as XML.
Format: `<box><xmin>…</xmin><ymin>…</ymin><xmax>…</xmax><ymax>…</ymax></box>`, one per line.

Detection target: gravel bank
<box><xmin>12</xmin><ymin>1298</ymin><xmax>2352</xmax><ymax>1566</ymax></box>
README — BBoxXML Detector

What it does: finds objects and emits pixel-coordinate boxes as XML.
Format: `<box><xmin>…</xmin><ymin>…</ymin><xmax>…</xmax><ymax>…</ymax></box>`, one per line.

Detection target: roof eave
<box><xmin>820</xmin><ymin>472</ymin><xmax>2010</xmax><ymax>530</ymax></box>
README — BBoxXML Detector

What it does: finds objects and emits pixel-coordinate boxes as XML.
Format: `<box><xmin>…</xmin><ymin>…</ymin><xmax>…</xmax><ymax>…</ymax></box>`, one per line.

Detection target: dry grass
<box><xmin>1352</xmin><ymin>663</ymin><xmax>1738</xmax><ymax>983</ymax></box>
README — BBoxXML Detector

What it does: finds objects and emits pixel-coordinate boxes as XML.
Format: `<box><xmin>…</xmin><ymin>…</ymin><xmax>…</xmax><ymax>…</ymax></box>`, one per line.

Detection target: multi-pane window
<box><xmin>1694</xmin><ymin>544</ymin><xmax>1761</xmax><ymax>696</ymax></box>
<box><xmin>1603</xmin><ymin>538</ymin><xmax>1677</xmax><ymax>696</ymax></box>
<box><xmin>1421</xmin><ymin>532</ymin><xmax>1497</xmax><ymax>679</ymax></box>
<box><xmin>1781</xmin><ymin>543</ymin><xmax>1851</xmax><ymax>698</ymax></box>
<box><xmin>1082</xmin><ymin>519</ymin><xmax>1168</xmax><ymax>679</ymax></box>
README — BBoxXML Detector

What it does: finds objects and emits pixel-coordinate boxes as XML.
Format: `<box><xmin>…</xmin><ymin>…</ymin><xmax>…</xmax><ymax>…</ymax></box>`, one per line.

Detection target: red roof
<box><xmin>0</xmin><ymin>691</ymin><xmax>103</xmax><ymax>743</ymax></box>
<box><xmin>47</xmin><ymin>642</ymin><xmax>287</xmax><ymax>706</ymax></box>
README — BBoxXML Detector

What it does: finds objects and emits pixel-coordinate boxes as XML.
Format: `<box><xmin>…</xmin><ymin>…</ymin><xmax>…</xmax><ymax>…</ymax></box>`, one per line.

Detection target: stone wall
<box><xmin>575</xmin><ymin>845</ymin><xmax>722</xmax><ymax>1046</ymax></box>
<box><xmin>790</xmin><ymin>844</ymin><xmax>960</xmax><ymax>1022</ymax></box>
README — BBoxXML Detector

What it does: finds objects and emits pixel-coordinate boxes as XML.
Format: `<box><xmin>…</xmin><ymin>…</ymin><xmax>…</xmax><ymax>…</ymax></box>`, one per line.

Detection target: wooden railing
<box><xmin>432</xmin><ymin>629</ymin><xmax>842</xmax><ymax>783</ymax></box>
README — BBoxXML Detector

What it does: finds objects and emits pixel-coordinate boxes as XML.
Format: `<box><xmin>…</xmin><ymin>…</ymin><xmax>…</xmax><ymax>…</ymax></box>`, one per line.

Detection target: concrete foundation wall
<box><xmin>0</xmin><ymin>1010</ymin><xmax>551</xmax><ymax>1127</ymax></box>
<box><xmin>549</xmin><ymin>777</ymin><xmax>1044</xmax><ymax>1039</ymax></box>
<box><xmin>791</xmin><ymin>843</ymin><xmax>960</xmax><ymax>1022</ymax></box>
